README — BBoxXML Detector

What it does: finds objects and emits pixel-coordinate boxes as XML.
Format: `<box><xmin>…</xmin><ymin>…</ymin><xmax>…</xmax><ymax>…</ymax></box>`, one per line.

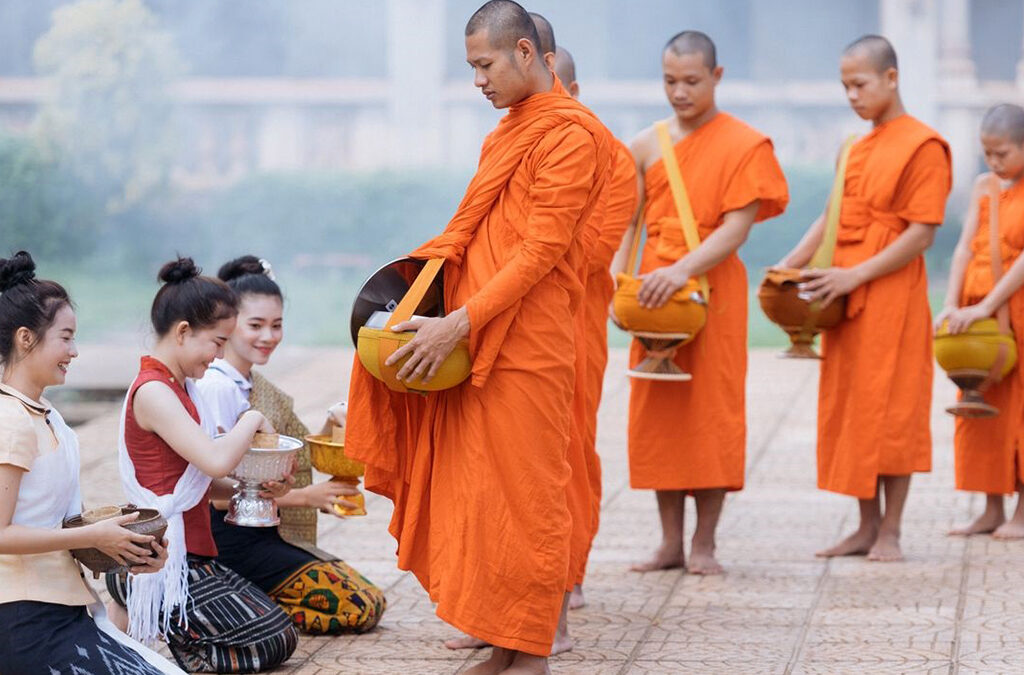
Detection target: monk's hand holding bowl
<box><xmin>637</xmin><ymin>260</ymin><xmax>692</xmax><ymax>309</ymax></box>
<box><xmin>945</xmin><ymin>304</ymin><xmax>991</xmax><ymax>335</ymax></box>
<box><xmin>388</xmin><ymin>307</ymin><xmax>471</xmax><ymax>384</ymax></box>
<box><xmin>799</xmin><ymin>266</ymin><xmax>865</xmax><ymax>309</ymax></box>
<box><xmin>933</xmin><ymin>304</ymin><xmax>957</xmax><ymax>331</ymax></box>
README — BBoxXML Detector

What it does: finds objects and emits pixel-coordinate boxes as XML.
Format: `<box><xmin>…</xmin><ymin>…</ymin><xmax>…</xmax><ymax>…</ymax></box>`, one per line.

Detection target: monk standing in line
<box><xmin>937</xmin><ymin>104</ymin><xmax>1024</xmax><ymax>539</ymax></box>
<box><xmin>612</xmin><ymin>31</ymin><xmax>788</xmax><ymax>575</ymax></box>
<box><xmin>345</xmin><ymin>2</ymin><xmax>612</xmax><ymax>673</ymax></box>
<box><xmin>779</xmin><ymin>35</ymin><xmax>951</xmax><ymax>561</ymax></box>
<box><xmin>554</xmin><ymin>46</ymin><xmax>638</xmax><ymax>610</ymax></box>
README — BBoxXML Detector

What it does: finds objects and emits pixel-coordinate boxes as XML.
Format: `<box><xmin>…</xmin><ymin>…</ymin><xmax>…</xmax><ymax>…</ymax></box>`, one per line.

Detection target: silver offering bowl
<box><xmin>224</xmin><ymin>434</ymin><xmax>303</xmax><ymax>527</ymax></box>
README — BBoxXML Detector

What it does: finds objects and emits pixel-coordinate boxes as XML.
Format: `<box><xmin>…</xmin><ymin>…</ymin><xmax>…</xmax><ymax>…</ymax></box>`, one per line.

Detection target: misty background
<box><xmin>2</xmin><ymin>0</ymin><xmax>1023</xmax><ymax>348</ymax></box>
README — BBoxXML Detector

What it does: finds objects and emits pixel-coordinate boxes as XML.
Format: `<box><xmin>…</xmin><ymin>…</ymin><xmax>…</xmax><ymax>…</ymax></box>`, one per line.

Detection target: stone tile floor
<box><xmin>66</xmin><ymin>346</ymin><xmax>1024</xmax><ymax>674</ymax></box>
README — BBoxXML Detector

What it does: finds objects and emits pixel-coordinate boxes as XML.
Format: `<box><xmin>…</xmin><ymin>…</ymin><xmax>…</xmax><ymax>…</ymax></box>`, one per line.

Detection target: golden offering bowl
<box><xmin>306</xmin><ymin>434</ymin><xmax>367</xmax><ymax>516</ymax></box>
<box><xmin>757</xmin><ymin>267</ymin><xmax>846</xmax><ymax>359</ymax></box>
<box><xmin>613</xmin><ymin>276</ymin><xmax>707</xmax><ymax>381</ymax></box>
<box><xmin>357</xmin><ymin>324</ymin><xmax>471</xmax><ymax>394</ymax></box>
<box><xmin>934</xmin><ymin>318</ymin><xmax>1017</xmax><ymax>418</ymax></box>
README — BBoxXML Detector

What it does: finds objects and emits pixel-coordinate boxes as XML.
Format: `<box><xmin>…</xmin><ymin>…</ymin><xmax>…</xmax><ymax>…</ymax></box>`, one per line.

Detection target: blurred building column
<box><xmin>938</xmin><ymin>0</ymin><xmax>979</xmax><ymax>203</ymax></box>
<box><xmin>387</xmin><ymin>0</ymin><xmax>445</xmax><ymax>167</ymax></box>
<box><xmin>879</xmin><ymin>0</ymin><xmax>938</xmax><ymax>125</ymax></box>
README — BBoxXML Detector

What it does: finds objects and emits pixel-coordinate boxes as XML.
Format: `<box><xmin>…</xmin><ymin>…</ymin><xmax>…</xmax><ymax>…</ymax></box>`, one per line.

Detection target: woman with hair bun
<box><xmin>195</xmin><ymin>254</ymin><xmax>386</xmax><ymax>635</ymax></box>
<box><xmin>0</xmin><ymin>251</ymin><xmax>183</xmax><ymax>674</ymax></box>
<box><xmin>106</xmin><ymin>256</ymin><xmax>298</xmax><ymax>673</ymax></box>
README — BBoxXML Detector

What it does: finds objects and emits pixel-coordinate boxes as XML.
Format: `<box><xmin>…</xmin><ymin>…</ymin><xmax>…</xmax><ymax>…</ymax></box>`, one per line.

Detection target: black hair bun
<box><xmin>158</xmin><ymin>257</ymin><xmax>201</xmax><ymax>285</ymax></box>
<box><xmin>0</xmin><ymin>251</ymin><xmax>37</xmax><ymax>293</ymax></box>
<box><xmin>217</xmin><ymin>255</ymin><xmax>265</xmax><ymax>283</ymax></box>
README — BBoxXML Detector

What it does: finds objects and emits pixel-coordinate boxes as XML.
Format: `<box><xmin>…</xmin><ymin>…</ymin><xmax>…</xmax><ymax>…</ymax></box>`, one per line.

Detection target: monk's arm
<box><xmin>388</xmin><ymin>127</ymin><xmax>597</xmax><ymax>382</ymax></box>
<box><xmin>802</xmin><ymin>222</ymin><xmax>936</xmax><ymax>307</ymax></box>
<box><xmin>636</xmin><ymin>200</ymin><xmax>760</xmax><ymax>308</ymax></box>
<box><xmin>935</xmin><ymin>176</ymin><xmax>987</xmax><ymax>328</ymax></box>
<box><xmin>609</xmin><ymin>135</ymin><xmax>652</xmax><ymax>278</ymax></box>
<box><xmin>779</xmin><ymin>211</ymin><xmax>826</xmax><ymax>268</ymax></box>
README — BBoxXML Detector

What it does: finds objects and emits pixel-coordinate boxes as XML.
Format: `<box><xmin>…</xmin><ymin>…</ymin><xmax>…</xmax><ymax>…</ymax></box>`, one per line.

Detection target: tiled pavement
<box><xmin>66</xmin><ymin>346</ymin><xmax>1024</xmax><ymax>674</ymax></box>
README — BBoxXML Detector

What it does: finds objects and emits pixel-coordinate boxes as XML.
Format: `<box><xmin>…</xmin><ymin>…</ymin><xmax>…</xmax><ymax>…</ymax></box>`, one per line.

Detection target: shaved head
<box><xmin>664</xmin><ymin>30</ymin><xmax>717</xmax><ymax>69</ymax></box>
<box><xmin>982</xmin><ymin>104</ymin><xmax>1024</xmax><ymax>145</ymax></box>
<box><xmin>466</xmin><ymin>0</ymin><xmax>541</xmax><ymax>52</ymax></box>
<box><xmin>529</xmin><ymin>12</ymin><xmax>556</xmax><ymax>55</ymax></box>
<box><xmin>553</xmin><ymin>46</ymin><xmax>576</xmax><ymax>86</ymax></box>
<box><xmin>843</xmin><ymin>34</ymin><xmax>898</xmax><ymax>72</ymax></box>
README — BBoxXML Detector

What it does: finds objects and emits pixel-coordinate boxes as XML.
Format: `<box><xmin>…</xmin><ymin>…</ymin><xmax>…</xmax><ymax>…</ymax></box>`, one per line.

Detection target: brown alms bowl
<box><xmin>63</xmin><ymin>505</ymin><xmax>167</xmax><ymax>576</ymax></box>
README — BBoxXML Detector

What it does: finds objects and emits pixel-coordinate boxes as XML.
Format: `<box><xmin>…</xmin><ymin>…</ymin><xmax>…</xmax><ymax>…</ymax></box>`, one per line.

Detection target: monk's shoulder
<box><xmin>710</xmin><ymin>113</ymin><xmax>773</xmax><ymax>153</ymax></box>
<box><xmin>891</xmin><ymin>115</ymin><xmax>950</xmax><ymax>154</ymax></box>
<box><xmin>627</xmin><ymin>124</ymin><xmax>660</xmax><ymax>174</ymax></box>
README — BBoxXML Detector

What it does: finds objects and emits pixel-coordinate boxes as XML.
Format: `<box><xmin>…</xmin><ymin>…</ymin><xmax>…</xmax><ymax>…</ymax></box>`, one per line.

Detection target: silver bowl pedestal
<box><xmin>224</xmin><ymin>434</ymin><xmax>303</xmax><ymax>527</ymax></box>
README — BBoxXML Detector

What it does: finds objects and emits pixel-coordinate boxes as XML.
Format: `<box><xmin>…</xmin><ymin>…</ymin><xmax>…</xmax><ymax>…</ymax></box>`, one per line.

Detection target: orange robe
<box><xmin>954</xmin><ymin>179</ymin><xmax>1024</xmax><ymax>495</ymax></box>
<box><xmin>818</xmin><ymin>115</ymin><xmax>951</xmax><ymax>498</ymax></box>
<box><xmin>565</xmin><ymin>139</ymin><xmax>637</xmax><ymax>588</ymax></box>
<box><xmin>346</xmin><ymin>79</ymin><xmax>612</xmax><ymax>655</ymax></box>
<box><xmin>628</xmin><ymin>113</ymin><xmax>788</xmax><ymax>491</ymax></box>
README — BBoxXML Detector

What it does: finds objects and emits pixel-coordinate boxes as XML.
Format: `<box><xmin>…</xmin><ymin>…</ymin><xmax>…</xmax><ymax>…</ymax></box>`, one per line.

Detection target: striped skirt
<box><xmin>108</xmin><ymin>556</ymin><xmax>298</xmax><ymax>673</ymax></box>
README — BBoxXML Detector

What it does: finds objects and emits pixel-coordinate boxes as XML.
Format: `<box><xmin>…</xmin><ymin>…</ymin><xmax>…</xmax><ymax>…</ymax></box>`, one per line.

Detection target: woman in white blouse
<box><xmin>0</xmin><ymin>251</ymin><xmax>182</xmax><ymax>674</ymax></box>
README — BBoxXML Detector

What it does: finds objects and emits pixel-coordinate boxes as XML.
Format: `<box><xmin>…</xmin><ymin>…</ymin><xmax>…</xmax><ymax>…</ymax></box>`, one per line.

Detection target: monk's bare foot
<box><xmin>446</xmin><ymin>634</ymin><xmax>490</xmax><ymax>650</ymax></box>
<box><xmin>992</xmin><ymin>519</ymin><xmax>1024</xmax><ymax>540</ymax></box>
<box><xmin>501</xmin><ymin>652</ymin><xmax>550</xmax><ymax>674</ymax></box>
<box><xmin>866</xmin><ymin>530</ymin><xmax>904</xmax><ymax>562</ymax></box>
<box><xmin>550</xmin><ymin>630</ymin><xmax>574</xmax><ymax>656</ymax></box>
<box><xmin>568</xmin><ymin>584</ymin><xmax>585</xmax><ymax>610</ymax></box>
<box><xmin>815</xmin><ymin>527</ymin><xmax>877</xmax><ymax>557</ymax></box>
<box><xmin>687</xmin><ymin>543</ymin><xmax>723</xmax><ymax>575</ymax></box>
<box><xmin>463</xmin><ymin>647</ymin><xmax>514</xmax><ymax>674</ymax></box>
<box><xmin>949</xmin><ymin>511</ymin><xmax>1005</xmax><ymax>536</ymax></box>
<box><xmin>630</xmin><ymin>542</ymin><xmax>685</xmax><ymax>572</ymax></box>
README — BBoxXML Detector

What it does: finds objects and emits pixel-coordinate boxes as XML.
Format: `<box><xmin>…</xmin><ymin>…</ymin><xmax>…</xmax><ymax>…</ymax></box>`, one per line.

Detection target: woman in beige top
<box><xmin>0</xmin><ymin>251</ymin><xmax>182</xmax><ymax>674</ymax></box>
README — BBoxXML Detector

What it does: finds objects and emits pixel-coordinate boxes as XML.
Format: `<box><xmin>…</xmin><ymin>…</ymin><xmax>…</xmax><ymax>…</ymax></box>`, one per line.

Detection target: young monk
<box><xmin>779</xmin><ymin>35</ymin><xmax>951</xmax><ymax>562</ymax></box>
<box><xmin>556</xmin><ymin>45</ymin><xmax>637</xmax><ymax>609</ymax></box>
<box><xmin>0</xmin><ymin>251</ymin><xmax>181</xmax><ymax>674</ymax></box>
<box><xmin>611</xmin><ymin>30</ymin><xmax>788</xmax><ymax>575</ymax></box>
<box><xmin>197</xmin><ymin>255</ymin><xmax>386</xmax><ymax>634</ymax></box>
<box><xmin>108</xmin><ymin>257</ymin><xmax>298</xmax><ymax>672</ymax></box>
<box><xmin>346</xmin><ymin>2</ymin><xmax>612</xmax><ymax>673</ymax></box>
<box><xmin>936</xmin><ymin>104</ymin><xmax>1024</xmax><ymax>539</ymax></box>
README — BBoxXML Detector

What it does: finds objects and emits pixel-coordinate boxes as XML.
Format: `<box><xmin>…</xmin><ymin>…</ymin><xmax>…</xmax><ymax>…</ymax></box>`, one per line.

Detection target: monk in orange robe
<box><xmin>345</xmin><ymin>2</ymin><xmax>612</xmax><ymax>673</ymax></box>
<box><xmin>938</xmin><ymin>104</ymin><xmax>1024</xmax><ymax>540</ymax></box>
<box><xmin>611</xmin><ymin>31</ymin><xmax>788</xmax><ymax>575</ymax></box>
<box><xmin>556</xmin><ymin>45</ymin><xmax>637</xmax><ymax>614</ymax></box>
<box><xmin>781</xmin><ymin>35</ymin><xmax>951</xmax><ymax>562</ymax></box>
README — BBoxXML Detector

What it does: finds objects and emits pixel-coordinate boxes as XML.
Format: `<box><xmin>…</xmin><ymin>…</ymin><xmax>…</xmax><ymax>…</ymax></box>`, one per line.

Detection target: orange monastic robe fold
<box><xmin>818</xmin><ymin>115</ymin><xmax>951</xmax><ymax>498</ymax></box>
<box><xmin>628</xmin><ymin>113</ymin><xmax>788</xmax><ymax>491</ymax></box>
<box><xmin>954</xmin><ymin>179</ymin><xmax>1024</xmax><ymax>495</ymax></box>
<box><xmin>565</xmin><ymin>138</ymin><xmax>637</xmax><ymax>588</ymax></box>
<box><xmin>345</xmin><ymin>78</ymin><xmax>612</xmax><ymax>656</ymax></box>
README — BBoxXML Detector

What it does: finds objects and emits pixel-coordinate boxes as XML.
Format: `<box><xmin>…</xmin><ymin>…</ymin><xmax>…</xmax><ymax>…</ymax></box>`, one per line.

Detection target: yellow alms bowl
<box><xmin>612</xmin><ymin>276</ymin><xmax>707</xmax><ymax>338</ymax></box>
<box><xmin>934</xmin><ymin>318</ymin><xmax>1017</xmax><ymax>379</ymax></box>
<box><xmin>305</xmin><ymin>434</ymin><xmax>364</xmax><ymax>479</ymax></box>
<box><xmin>357</xmin><ymin>326</ymin><xmax>471</xmax><ymax>393</ymax></box>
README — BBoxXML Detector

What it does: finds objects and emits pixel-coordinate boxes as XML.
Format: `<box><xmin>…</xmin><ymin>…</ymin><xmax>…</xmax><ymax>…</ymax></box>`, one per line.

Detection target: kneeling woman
<box><xmin>0</xmin><ymin>251</ymin><xmax>182</xmax><ymax>674</ymax></box>
<box><xmin>107</xmin><ymin>258</ymin><xmax>298</xmax><ymax>673</ymax></box>
<box><xmin>195</xmin><ymin>255</ymin><xmax>386</xmax><ymax>635</ymax></box>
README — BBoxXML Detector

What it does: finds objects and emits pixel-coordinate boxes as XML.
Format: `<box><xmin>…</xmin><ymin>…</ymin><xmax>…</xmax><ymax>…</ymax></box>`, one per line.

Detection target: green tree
<box><xmin>33</xmin><ymin>0</ymin><xmax>183</xmax><ymax>212</ymax></box>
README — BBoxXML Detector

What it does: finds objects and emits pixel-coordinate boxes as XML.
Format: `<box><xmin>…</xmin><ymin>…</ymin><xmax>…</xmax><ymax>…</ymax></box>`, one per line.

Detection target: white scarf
<box><xmin>118</xmin><ymin>377</ymin><xmax>215</xmax><ymax>644</ymax></box>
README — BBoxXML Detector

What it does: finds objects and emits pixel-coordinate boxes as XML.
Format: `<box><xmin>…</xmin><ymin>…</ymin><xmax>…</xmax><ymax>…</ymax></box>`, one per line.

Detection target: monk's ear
<box><xmin>569</xmin><ymin>81</ymin><xmax>580</xmax><ymax>98</ymax></box>
<box><xmin>884</xmin><ymin>66</ymin><xmax>898</xmax><ymax>90</ymax></box>
<box><xmin>711</xmin><ymin>65</ymin><xmax>724</xmax><ymax>85</ymax></box>
<box><xmin>515</xmin><ymin>37</ymin><xmax>535</xmax><ymax>65</ymax></box>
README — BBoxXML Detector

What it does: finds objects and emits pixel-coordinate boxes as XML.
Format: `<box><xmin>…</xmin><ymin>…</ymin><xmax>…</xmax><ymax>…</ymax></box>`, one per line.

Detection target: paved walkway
<box><xmin>66</xmin><ymin>346</ymin><xmax>1024</xmax><ymax>674</ymax></box>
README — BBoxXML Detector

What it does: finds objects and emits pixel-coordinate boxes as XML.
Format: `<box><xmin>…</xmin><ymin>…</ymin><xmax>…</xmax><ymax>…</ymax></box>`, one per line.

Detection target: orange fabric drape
<box><xmin>954</xmin><ymin>179</ymin><xmax>1024</xmax><ymax>495</ymax></box>
<box><xmin>627</xmin><ymin>113</ymin><xmax>789</xmax><ymax>491</ymax></box>
<box><xmin>345</xmin><ymin>77</ymin><xmax>612</xmax><ymax>655</ymax></box>
<box><xmin>817</xmin><ymin>115</ymin><xmax>952</xmax><ymax>498</ymax></box>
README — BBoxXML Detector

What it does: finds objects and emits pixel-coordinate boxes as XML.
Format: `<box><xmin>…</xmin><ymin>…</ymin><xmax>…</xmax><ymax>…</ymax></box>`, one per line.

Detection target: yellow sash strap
<box><xmin>377</xmin><ymin>258</ymin><xmax>445</xmax><ymax>392</ymax></box>
<box><xmin>809</xmin><ymin>135</ymin><xmax>857</xmax><ymax>269</ymax></box>
<box><xmin>654</xmin><ymin>121</ymin><xmax>709</xmax><ymax>302</ymax></box>
<box><xmin>795</xmin><ymin>135</ymin><xmax>856</xmax><ymax>344</ymax></box>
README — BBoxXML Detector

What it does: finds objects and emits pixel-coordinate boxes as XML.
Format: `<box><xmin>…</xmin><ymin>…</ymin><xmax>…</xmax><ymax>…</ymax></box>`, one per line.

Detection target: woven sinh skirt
<box><xmin>108</xmin><ymin>556</ymin><xmax>298</xmax><ymax>674</ymax></box>
<box><xmin>0</xmin><ymin>600</ymin><xmax>166</xmax><ymax>675</ymax></box>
